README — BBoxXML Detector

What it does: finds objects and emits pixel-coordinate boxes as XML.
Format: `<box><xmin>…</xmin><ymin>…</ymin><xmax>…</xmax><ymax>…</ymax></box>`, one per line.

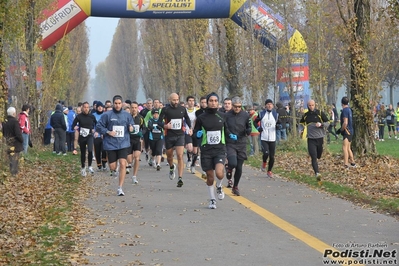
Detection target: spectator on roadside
<box><xmin>386</xmin><ymin>104</ymin><xmax>396</xmax><ymax>139</ymax></box>
<box><xmin>2</xmin><ymin>107</ymin><xmax>24</xmax><ymax>175</ymax></box>
<box><xmin>18</xmin><ymin>104</ymin><xmax>30</xmax><ymax>154</ymax></box>
<box><xmin>377</xmin><ymin>104</ymin><xmax>386</xmax><ymax>141</ymax></box>
<box><xmin>50</xmin><ymin>104</ymin><xmax>67</xmax><ymax>155</ymax></box>
<box><xmin>44</xmin><ymin>110</ymin><xmax>53</xmax><ymax>145</ymax></box>
<box><xmin>275</xmin><ymin>102</ymin><xmax>289</xmax><ymax>144</ymax></box>
<box><xmin>66</xmin><ymin>106</ymin><xmax>76</xmax><ymax>152</ymax></box>
<box><xmin>339</xmin><ymin>96</ymin><xmax>356</xmax><ymax>168</ymax></box>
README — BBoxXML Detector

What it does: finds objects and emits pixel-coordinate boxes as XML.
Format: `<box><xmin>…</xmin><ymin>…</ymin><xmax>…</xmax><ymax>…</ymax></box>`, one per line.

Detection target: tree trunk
<box><xmin>0</xmin><ymin>0</ymin><xmax>8</xmax><ymax>121</ymax></box>
<box><xmin>223</xmin><ymin>20</ymin><xmax>240</xmax><ymax>97</ymax></box>
<box><xmin>350</xmin><ymin>0</ymin><xmax>376</xmax><ymax>155</ymax></box>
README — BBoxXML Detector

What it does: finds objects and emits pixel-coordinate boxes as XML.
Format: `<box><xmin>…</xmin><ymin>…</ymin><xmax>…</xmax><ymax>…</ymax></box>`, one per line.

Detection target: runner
<box><xmin>254</xmin><ymin>99</ymin><xmax>278</xmax><ymax>178</ymax></box>
<box><xmin>128</xmin><ymin>101</ymin><xmax>146</xmax><ymax>184</ymax></box>
<box><xmin>195</xmin><ymin>96</ymin><xmax>208</xmax><ymax>179</ymax></box>
<box><xmin>96</xmin><ymin>95</ymin><xmax>135</xmax><ymax>196</ymax></box>
<box><xmin>300</xmin><ymin>99</ymin><xmax>330</xmax><ymax>182</ymax></box>
<box><xmin>194</xmin><ymin>92</ymin><xmax>236</xmax><ymax>209</ymax></box>
<box><xmin>71</xmin><ymin>102</ymin><xmax>97</xmax><ymax>177</ymax></box>
<box><xmin>158</xmin><ymin>93</ymin><xmax>192</xmax><ymax>187</ymax></box>
<box><xmin>185</xmin><ymin>96</ymin><xmax>198</xmax><ymax>172</ymax></box>
<box><xmin>93</xmin><ymin>101</ymin><xmax>107</xmax><ymax>171</ymax></box>
<box><xmin>147</xmin><ymin>109</ymin><xmax>164</xmax><ymax>171</ymax></box>
<box><xmin>225</xmin><ymin>96</ymin><xmax>252</xmax><ymax>195</ymax></box>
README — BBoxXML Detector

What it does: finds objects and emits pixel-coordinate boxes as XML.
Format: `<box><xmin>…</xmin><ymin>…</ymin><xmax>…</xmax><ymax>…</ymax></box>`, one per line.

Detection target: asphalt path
<box><xmin>82</xmin><ymin>154</ymin><xmax>398</xmax><ymax>266</ymax></box>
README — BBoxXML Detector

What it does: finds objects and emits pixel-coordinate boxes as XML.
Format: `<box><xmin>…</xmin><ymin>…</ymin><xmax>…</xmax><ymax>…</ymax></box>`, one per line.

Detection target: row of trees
<box><xmin>93</xmin><ymin>0</ymin><xmax>399</xmax><ymax>154</ymax></box>
<box><xmin>1</xmin><ymin>0</ymin><xmax>399</xmax><ymax>154</ymax></box>
<box><xmin>0</xmin><ymin>0</ymin><xmax>89</xmax><ymax>137</ymax></box>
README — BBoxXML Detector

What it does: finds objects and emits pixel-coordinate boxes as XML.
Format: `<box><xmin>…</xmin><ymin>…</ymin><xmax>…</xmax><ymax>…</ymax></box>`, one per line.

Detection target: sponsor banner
<box><xmin>39</xmin><ymin>0</ymin><xmax>88</xmax><ymax>50</ymax></box>
<box><xmin>127</xmin><ymin>0</ymin><xmax>195</xmax><ymax>12</ymax></box>
<box><xmin>90</xmin><ymin>0</ymin><xmax>231</xmax><ymax>18</ymax></box>
<box><xmin>40</xmin><ymin>0</ymin><xmax>82</xmax><ymax>39</ymax></box>
<box><xmin>277</xmin><ymin>66</ymin><xmax>309</xmax><ymax>83</ymax></box>
<box><xmin>230</xmin><ymin>0</ymin><xmax>294</xmax><ymax>50</ymax></box>
<box><xmin>278</xmin><ymin>80</ymin><xmax>310</xmax><ymax>109</ymax></box>
<box><xmin>290</xmin><ymin>53</ymin><xmax>308</xmax><ymax>67</ymax></box>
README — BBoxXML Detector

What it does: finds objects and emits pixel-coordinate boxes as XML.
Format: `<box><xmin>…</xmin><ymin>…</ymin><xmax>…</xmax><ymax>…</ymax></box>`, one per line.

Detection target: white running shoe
<box><xmin>186</xmin><ymin>160</ymin><xmax>191</xmax><ymax>170</ymax></box>
<box><xmin>169</xmin><ymin>164</ymin><xmax>176</xmax><ymax>180</ymax></box>
<box><xmin>117</xmin><ymin>188</ymin><xmax>125</xmax><ymax>196</ymax></box>
<box><xmin>216</xmin><ymin>186</ymin><xmax>225</xmax><ymax>200</ymax></box>
<box><xmin>132</xmin><ymin>176</ymin><xmax>138</xmax><ymax>184</ymax></box>
<box><xmin>88</xmin><ymin>166</ymin><xmax>94</xmax><ymax>175</ymax></box>
<box><xmin>81</xmin><ymin>167</ymin><xmax>86</xmax><ymax>177</ymax></box>
<box><xmin>126</xmin><ymin>168</ymin><xmax>130</xmax><ymax>174</ymax></box>
<box><xmin>156</xmin><ymin>164</ymin><xmax>161</xmax><ymax>171</ymax></box>
<box><xmin>208</xmin><ymin>199</ymin><xmax>217</xmax><ymax>209</ymax></box>
<box><xmin>190</xmin><ymin>166</ymin><xmax>195</xmax><ymax>174</ymax></box>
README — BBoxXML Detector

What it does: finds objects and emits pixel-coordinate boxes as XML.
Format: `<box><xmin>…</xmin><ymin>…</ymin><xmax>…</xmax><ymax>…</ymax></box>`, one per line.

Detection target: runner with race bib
<box><xmin>96</xmin><ymin>95</ymin><xmax>135</xmax><ymax>196</ymax></box>
<box><xmin>158</xmin><ymin>93</ymin><xmax>192</xmax><ymax>188</ymax></box>
<box><xmin>193</xmin><ymin>92</ymin><xmax>236</xmax><ymax>209</ymax></box>
<box><xmin>72</xmin><ymin>101</ymin><xmax>97</xmax><ymax>177</ymax></box>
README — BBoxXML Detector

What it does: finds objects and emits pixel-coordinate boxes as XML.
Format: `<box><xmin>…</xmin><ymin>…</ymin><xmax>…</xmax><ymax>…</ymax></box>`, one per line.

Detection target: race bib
<box><xmin>207</xmin><ymin>130</ymin><xmax>221</xmax><ymax>145</ymax></box>
<box><xmin>80</xmin><ymin>127</ymin><xmax>90</xmax><ymax>137</ymax></box>
<box><xmin>133</xmin><ymin>125</ymin><xmax>140</xmax><ymax>134</ymax></box>
<box><xmin>170</xmin><ymin>119</ymin><xmax>182</xmax><ymax>130</ymax></box>
<box><xmin>152</xmin><ymin>124</ymin><xmax>161</xmax><ymax>133</ymax></box>
<box><xmin>113</xmin><ymin>125</ymin><xmax>124</xmax><ymax>138</ymax></box>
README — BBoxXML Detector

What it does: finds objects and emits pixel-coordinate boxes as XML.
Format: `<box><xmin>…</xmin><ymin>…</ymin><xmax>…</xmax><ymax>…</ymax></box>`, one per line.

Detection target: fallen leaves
<box><xmin>0</xmin><ymin>155</ymin><xmax>92</xmax><ymax>264</ymax></box>
<box><xmin>275</xmin><ymin>151</ymin><xmax>399</xmax><ymax>201</ymax></box>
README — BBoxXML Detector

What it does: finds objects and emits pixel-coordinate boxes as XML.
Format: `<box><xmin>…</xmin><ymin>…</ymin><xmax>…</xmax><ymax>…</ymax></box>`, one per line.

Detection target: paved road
<box><xmin>82</xmin><ymin>155</ymin><xmax>398</xmax><ymax>266</ymax></box>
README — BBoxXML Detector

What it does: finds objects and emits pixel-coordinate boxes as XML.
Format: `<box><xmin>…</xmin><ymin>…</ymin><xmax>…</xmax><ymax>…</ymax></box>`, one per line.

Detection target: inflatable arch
<box><xmin>39</xmin><ymin>0</ymin><xmax>309</xmax><ymax>107</ymax></box>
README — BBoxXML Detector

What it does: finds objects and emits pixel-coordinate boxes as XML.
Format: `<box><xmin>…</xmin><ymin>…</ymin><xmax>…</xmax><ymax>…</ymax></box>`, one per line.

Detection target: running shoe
<box><xmin>267</xmin><ymin>171</ymin><xmax>273</xmax><ymax>178</ymax></box>
<box><xmin>88</xmin><ymin>166</ymin><xmax>94</xmax><ymax>175</ymax></box>
<box><xmin>261</xmin><ymin>163</ymin><xmax>266</xmax><ymax>172</ymax></box>
<box><xmin>177</xmin><ymin>177</ymin><xmax>183</xmax><ymax>187</ymax></box>
<box><xmin>316</xmin><ymin>173</ymin><xmax>322</xmax><ymax>182</ymax></box>
<box><xmin>126</xmin><ymin>168</ymin><xmax>130</xmax><ymax>174</ymax></box>
<box><xmin>169</xmin><ymin>164</ymin><xmax>176</xmax><ymax>180</ymax></box>
<box><xmin>232</xmin><ymin>187</ymin><xmax>240</xmax><ymax>196</ymax></box>
<box><xmin>117</xmin><ymin>188</ymin><xmax>125</xmax><ymax>196</ymax></box>
<box><xmin>132</xmin><ymin>176</ymin><xmax>138</xmax><ymax>184</ymax></box>
<box><xmin>227</xmin><ymin>179</ymin><xmax>233</xmax><ymax>188</ymax></box>
<box><xmin>208</xmin><ymin>199</ymin><xmax>217</xmax><ymax>209</ymax></box>
<box><xmin>186</xmin><ymin>160</ymin><xmax>191</xmax><ymax>170</ymax></box>
<box><xmin>156</xmin><ymin>164</ymin><xmax>161</xmax><ymax>171</ymax></box>
<box><xmin>190</xmin><ymin>166</ymin><xmax>195</xmax><ymax>174</ymax></box>
<box><xmin>148</xmin><ymin>160</ymin><xmax>153</xmax><ymax>167</ymax></box>
<box><xmin>216</xmin><ymin>186</ymin><xmax>225</xmax><ymax>200</ymax></box>
<box><xmin>81</xmin><ymin>167</ymin><xmax>86</xmax><ymax>177</ymax></box>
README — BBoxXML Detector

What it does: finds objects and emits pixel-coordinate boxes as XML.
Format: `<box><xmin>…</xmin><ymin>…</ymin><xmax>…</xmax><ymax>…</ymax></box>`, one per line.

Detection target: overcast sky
<box><xmin>85</xmin><ymin>17</ymin><xmax>119</xmax><ymax>79</ymax></box>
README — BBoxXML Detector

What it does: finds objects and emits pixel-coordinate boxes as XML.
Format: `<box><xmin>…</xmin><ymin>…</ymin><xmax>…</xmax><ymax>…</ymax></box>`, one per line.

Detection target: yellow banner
<box><xmin>127</xmin><ymin>0</ymin><xmax>195</xmax><ymax>12</ymax></box>
<box><xmin>229</xmin><ymin>0</ymin><xmax>246</xmax><ymax>18</ymax></box>
<box><xmin>75</xmin><ymin>0</ymin><xmax>91</xmax><ymax>16</ymax></box>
